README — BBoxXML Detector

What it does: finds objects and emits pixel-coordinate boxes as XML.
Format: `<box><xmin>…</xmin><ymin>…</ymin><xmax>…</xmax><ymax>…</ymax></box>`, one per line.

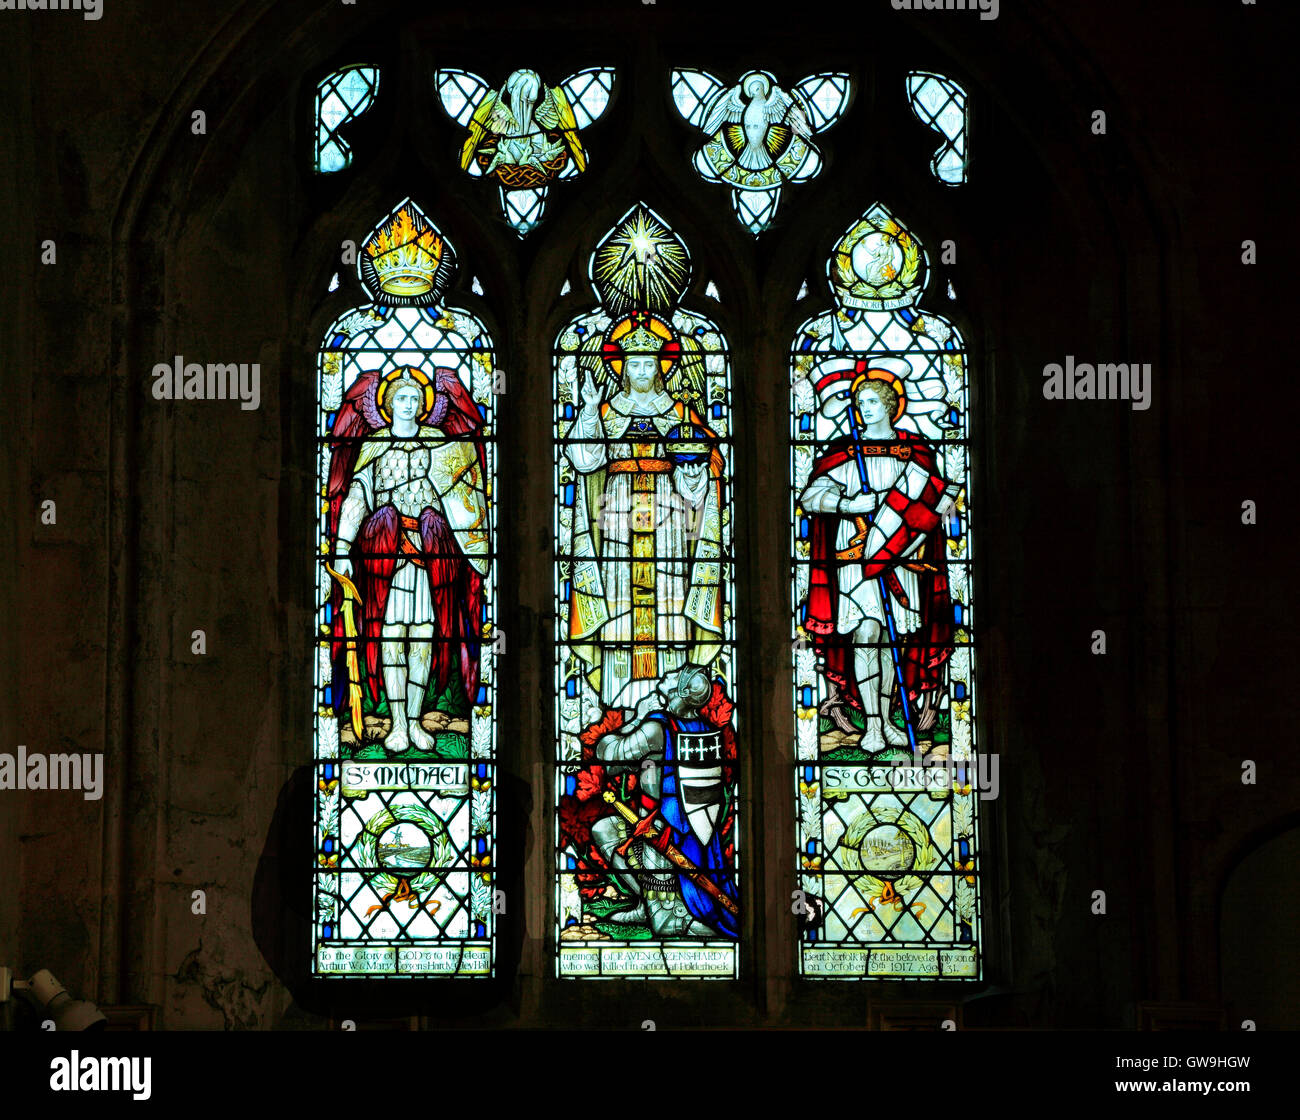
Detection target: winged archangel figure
<box><xmin>671</xmin><ymin>68</ymin><xmax>851</xmax><ymax>234</ymax></box>
<box><xmin>328</xmin><ymin>366</ymin><xmax>490</xmax><ymax>755</ymax></box>
<box><xmin>436</xmin><ymin>66</ymin><xmax>615</xmax><ymax>236</ymax></box>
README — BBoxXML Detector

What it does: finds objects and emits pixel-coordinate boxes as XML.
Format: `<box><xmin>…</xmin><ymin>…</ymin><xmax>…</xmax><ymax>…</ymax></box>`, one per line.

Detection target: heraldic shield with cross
<box><xmin>555</xmin><ymin>204</ymin><xmax>741</xmax><ymax>978</ymax></box>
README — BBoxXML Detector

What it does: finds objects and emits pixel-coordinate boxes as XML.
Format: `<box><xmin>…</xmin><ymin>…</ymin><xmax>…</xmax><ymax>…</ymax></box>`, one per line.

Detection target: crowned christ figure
<box><xmin>327</xmin><ymin>366</ymin><xmax>490</xmax><ymax>755</ymax></box>
<box><xmin>800</xmin><ymin>367</ymin><xmax>958</xmax><ymax>756</ymax></box>
<box><xmin>565</xmin><ymin>311</ymin><xmax>726</xmax><ymax>711</ymax></box>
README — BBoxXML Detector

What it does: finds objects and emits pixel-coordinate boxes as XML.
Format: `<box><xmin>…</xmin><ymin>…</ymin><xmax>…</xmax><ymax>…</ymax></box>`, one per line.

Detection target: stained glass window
<box><xmin>791</xmin><ymin>203</ymin><xmax>981</xmax><ymax>979</ymax></box>
<box><xmin>435</xmin><ymin>66</ymin><xmax>615</xmax><ymax>237</ymax></box>
<box><xmin>313</xmin><ymin>199</ymin><xmax>498</xmax><ymax>977</ymax></box>
<box><xmin>906</xmin><ymin>72</ymin><xmax>969</xmax><ymax>186</ymax></box>
<box><xmin>314</xmin><ymin>65</ymin><xmax>380</xmax><ymax>174</ymax></box>
<box><xmin>554</xmin><ymin>203</ymin><xmax>740</xmax><ymax>978</ymax></box>
<box><xmin>671</xmin><ymin>69</ymin><xmax>851</xmax><ymax>234</ymax></box>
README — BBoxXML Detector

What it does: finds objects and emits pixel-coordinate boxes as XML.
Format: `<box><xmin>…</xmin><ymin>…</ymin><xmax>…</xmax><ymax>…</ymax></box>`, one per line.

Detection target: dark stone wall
<box><xmin>1</xmin><ymin>0</ymin><xmax>1293</xmax><ymax>1029</ymax></box>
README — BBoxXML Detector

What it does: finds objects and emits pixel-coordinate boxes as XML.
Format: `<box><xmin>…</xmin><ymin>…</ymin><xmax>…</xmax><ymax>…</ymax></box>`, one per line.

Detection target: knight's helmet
<box><xmin>667</xmin><ymin>666</ymin><xmax>713</xmax><ymax>711</ymax></box>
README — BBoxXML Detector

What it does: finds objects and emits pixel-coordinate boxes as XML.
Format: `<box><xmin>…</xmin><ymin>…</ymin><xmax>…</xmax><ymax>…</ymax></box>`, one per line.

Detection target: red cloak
<box><xmin>327</xmin><ymin>368</ymin><xmax>486</xmax><ymax>708</ymax></box>
<box><xmin>804</xmin><ymin>430</ymin><xmax>955</xmax><ymax>711</ymax></box>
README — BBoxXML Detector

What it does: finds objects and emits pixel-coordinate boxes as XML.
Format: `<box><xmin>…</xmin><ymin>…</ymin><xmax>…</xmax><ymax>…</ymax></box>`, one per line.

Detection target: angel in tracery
<box><xmin>701</xmin><ymin>71</ymin><xmax>812</xmax><ymax>180</ymax></box>
<box><xmin>671</xmin><ymin>68</ymin><xmax>851</xmax><ymax>233</ymax></box>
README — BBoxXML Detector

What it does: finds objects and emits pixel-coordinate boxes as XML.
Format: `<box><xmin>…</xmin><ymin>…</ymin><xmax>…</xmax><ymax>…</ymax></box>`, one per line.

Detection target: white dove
<box><xmin>703</xmin><ymin>72</ymin><xmax>811</xmax><ymax>172</ymax></box>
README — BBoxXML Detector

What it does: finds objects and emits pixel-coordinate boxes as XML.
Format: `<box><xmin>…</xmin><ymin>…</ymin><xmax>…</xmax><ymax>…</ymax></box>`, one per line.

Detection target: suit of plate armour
<box><xmin>375</xmin><ymin>441</ymin><xmax>436</xmax><ymax>518</ymax></box>
<box><xmin>375</xmin><ymin>441</ymin><xmax>437</xmax><ymax>626</ymax></box>
<box><xmin>376</xmin><ymin>442</ymin><xmax>436</xmax><ymax>626</ymax></box>
<box><xmin>359</xmin><ymin>436</ymin><xmax>487</xmax><ymax>627</ymax></box>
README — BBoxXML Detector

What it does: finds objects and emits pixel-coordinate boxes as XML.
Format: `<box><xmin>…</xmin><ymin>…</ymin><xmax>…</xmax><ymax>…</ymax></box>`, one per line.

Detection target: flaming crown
<box><xmin>364</xmin><ymin>206</ymin><xmax>445</xmax><ymax>297</ymax></box>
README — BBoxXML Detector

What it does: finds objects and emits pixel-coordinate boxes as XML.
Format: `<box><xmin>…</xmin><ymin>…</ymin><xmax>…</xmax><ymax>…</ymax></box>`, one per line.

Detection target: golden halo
<box><xmin>376</xmin><ymin>367</ymin><xmax>437</xmax><ymax>424</ymax></box>
<box><xmin>602</xmin><ymin>312</ymin><xmax>681</xmax><ymax>380</ymax></box>
<box><xmin>850</xmin><ymin>368</ymin><xmax>907</xmax><ymax>423</ymax></box>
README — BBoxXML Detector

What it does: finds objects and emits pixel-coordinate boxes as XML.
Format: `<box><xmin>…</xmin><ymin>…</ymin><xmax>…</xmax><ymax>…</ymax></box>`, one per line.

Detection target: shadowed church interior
<box><xmin>0</xmin><ymin>0</ymin><xmax>1293</xmax><ymax>1030</ymax></box>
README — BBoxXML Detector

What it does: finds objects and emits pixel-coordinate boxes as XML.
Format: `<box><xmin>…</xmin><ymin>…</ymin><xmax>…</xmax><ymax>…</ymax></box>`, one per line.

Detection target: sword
<box><xmin>844</xmin><ymin>403</ymin><xmax>921</xmax><ymax>760</ymax></box>
<box><xmin>602</xmin><ymin>791</ymin><xmax>740</xmax><ymax>918</ymax></box>
<box><xmin>325</xmin><ymin>562</ymin><xmax>364</xmax><ymax>740</ymax></box>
